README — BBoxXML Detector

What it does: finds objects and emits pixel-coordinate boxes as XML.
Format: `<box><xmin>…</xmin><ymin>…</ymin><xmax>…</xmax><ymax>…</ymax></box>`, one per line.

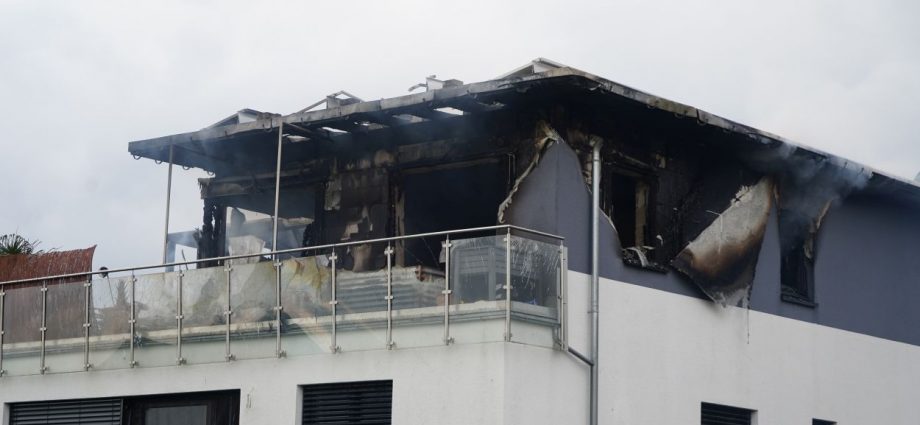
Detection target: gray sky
<box><xmin>1</xmin><ymin>0</ymin><xmax>918</xmax><ymax>269</ymax></box>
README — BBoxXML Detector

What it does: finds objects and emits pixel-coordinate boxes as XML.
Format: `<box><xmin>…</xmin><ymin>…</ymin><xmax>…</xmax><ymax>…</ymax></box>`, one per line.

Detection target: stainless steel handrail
<box><xmin>0</xmin><ymin>225</ymin><xmax>562</xmax><ymax>286</ymax></box>
<box><xmin>0</xmin><ymin>224</ymin><xmax>566</xmax><ymax>376</ymax></box>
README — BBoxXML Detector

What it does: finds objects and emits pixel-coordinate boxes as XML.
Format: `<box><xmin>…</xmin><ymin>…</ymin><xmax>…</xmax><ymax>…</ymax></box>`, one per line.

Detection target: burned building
<box><xmin>1</xmin><ymin>59</ymin><xmax>919</xmax><ymax>425</ymax></box>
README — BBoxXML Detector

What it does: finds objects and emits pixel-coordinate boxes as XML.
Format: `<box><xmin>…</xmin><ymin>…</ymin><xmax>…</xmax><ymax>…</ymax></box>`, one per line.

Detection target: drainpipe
<box><xmin>590</xmin><ymin>141</ymin><xmax>602</xmax><ymax>425</ymax></box>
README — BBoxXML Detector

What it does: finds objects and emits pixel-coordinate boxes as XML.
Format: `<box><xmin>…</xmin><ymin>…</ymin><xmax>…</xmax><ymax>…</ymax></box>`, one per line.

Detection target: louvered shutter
<box><xmin>11</xmin><ymin>398</ymin><xmax>122</xmax><ymax>425</ymax></box>
<box><xmin>302</xmin><ymin>380</ymin><xmax>392</xmax><ymax>425</ymax></box>
<box><xmin>701</xmin><ymin>402</ymin><xmax>752</xmax><ymax>425</ymax></box>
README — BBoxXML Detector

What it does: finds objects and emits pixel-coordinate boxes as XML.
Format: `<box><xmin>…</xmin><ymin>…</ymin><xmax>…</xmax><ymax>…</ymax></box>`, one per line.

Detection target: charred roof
<box><xmin>127</xmin><ymin>59</ymin><xmax>920</xmax><ymax>207</ymax></box>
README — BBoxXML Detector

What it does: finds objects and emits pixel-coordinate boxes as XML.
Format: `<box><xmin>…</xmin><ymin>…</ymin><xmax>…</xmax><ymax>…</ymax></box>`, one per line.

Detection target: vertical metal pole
<box><xmin>329</xmin><ymin>250</ymin><xmax>339</xmax><ymax>353</ymax></box>
<box><xmin>504</xmin><ymin>228</ymin><xmax>512</xmax><ymax>342</ymax></box>
<box><xmin>162</xmin><ymin>144</ymin><xmax>174</xmax><ymax>264</ymax></box>
<box><xmin>274</xmin><ymin>261</ymin><xmax>284</xmax><ymax>358</ymax></box>
<box><xmin>129</xmin><ymin>273</ymin><xmax>137</xmax><ymax>367</ymax></box>
<box><xmin>385</xmin><ymin>244</ymin><xmax>394</xmax><ymax>350</ymax></box>
<box><xmin>224</xmin><ymin>265</ymin><xmax>234</xmax><ymax>361</ymax></box>
<box><xmin>590</xmin><ymin>142</ymin><xmax>602</xmax><ymax>425</ymax></box>
<box><xmin>442</xmin><ymin>236</ymin><xmax>453</xmax><ymax>345</ymax></box>
<box><xmin>0</xmin><ymin>288</ymin><xmax>5</xmax><ymax>376</ymax></box>
<box><xmin>83</xmin><ymin>276</ymin><xmax>92</xmax><ymax>370</ymax></box>
<box><xmin>271</xmin><ymin>122</ymin><xmax>283</xmax><ymax>253</ymax></box>
<box><xmin>176</xmin><ymin>271</ymin><xmax>185</xmax><ymax>365</ymax></box>
<box><xmin>39</xmin><ymin>280</ymin><xmax>48</xmax><ymax>374</ymax></box>
<box><xmin>272</xmin><ymin>121</ymin><xmax>285</xmax><ymax>359</ymax></box>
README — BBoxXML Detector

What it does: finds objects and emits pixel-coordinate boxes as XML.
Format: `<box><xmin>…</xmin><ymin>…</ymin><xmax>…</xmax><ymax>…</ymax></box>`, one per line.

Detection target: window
<box><xmin>10</xmin><ymin>391</ymin><xmax>239</xmax><ymax>425</ymax></box>
<box><xmin>302</xmin><ymin>380</ymin><xmax>393</xmax><ymax>425</ymax></box>
<box><xmin>777</xmin><ymin>207</ymin><xmax>818</xmax><ymax>307</ymax></box>
<box><xmin>701</xmin><ymin>402</ymin><xmax>754</xmax><ymax>425</ymax></box>
<box><xmin>10</xmin><ymin>398</ymin><xmax>122</xmax><ymax>425</ymax></box>
<box><xmin>813</xmin><ymin>420</ymin><xmax>836</xmax><ymax>425</ymax></box>
<box><xmin>602</xmin><ymin>165</ymin><xmax>665</xmax><ymax>270</ymax></box>
<box><xmin>125</xmin><ymin>391</ymin><xmax>239</xmax><ymax>425</ymax></box>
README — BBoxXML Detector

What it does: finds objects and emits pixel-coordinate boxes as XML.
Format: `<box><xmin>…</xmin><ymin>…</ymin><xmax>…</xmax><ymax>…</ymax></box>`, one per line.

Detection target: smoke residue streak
<box><xmin>775</xmin><ymin>150</ymin><xmax>871</xmax><ymax>299</ymax></box>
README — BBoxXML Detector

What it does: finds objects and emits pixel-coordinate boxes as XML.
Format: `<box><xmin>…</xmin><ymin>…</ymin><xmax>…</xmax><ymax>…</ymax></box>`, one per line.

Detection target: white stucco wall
<box><xmin>1</xmin><ymin>341</ymin><xmax>509</xmax><ymax>425</ymax></box>
<box><xmin>0</xmin><ymin>316</ymin><xmax>581</xmax><ymax>425</ymax></box>
<box><xmin>4</xmin><ymin>271</ymin><xmax>917</xmax><ymax>425</ymax></box>
<box><xmin>567</xmin><ymin>271</ymin><xmax>920</xmax><ymax>424</ymax></box>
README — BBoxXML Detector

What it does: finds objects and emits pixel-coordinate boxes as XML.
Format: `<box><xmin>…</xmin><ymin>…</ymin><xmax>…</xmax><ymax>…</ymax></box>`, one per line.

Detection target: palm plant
<box><xmin>0</xmin><ymin>234</ymin><xmax>44</xmax><ymax>256</ymax></box>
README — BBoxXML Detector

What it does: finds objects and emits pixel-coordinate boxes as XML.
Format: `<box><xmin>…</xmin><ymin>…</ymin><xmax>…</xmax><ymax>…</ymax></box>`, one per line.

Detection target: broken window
<box><xmin>777</xmin><ymin>206</ymin><xmax>819</xmax><ymax>306</ymax></box>
<box><xmin>399</xmin><ymin>160</ymin><xmax>507</xmax><ymax>268</ymax></box>
<box><xmin>601</xmin><ymin>164</ymin><xmax>664</xmax><ymax>270</ymax></box>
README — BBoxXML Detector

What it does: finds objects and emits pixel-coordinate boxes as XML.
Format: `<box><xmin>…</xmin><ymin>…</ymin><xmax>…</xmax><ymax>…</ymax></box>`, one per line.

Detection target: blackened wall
<box><xmin>508</xmin><ymin>141</ymin><xmax>920</xmax><ymax>347</ymax></box>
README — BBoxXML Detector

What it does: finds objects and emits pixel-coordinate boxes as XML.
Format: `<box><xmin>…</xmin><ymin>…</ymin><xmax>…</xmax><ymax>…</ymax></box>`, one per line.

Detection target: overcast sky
<box><xmin>1</xmin><ymin>0</ymin><xmax>918</xmax><ymax>269</ymax></box>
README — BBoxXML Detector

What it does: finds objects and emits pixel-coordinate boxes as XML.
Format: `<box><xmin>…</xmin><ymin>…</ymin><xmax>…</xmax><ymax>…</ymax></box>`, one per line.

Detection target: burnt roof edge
<box><xmin>127</xmin><ymin>66</ymin><xmax>920</xmax><ymax>200</ymax></box>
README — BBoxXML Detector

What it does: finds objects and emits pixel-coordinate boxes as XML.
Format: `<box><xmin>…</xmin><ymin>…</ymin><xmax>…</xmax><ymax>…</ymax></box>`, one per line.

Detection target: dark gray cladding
<box><xmin>774</xmin><ymin>153</ymin><xmax>871</xmax><ymax>297</ymax></box>
<box><xmin>505</xmin><ymin>133</ymin><xmax>920</xmax><ymax>347</ymax></box>
<box><xmin>504</xmin><ymin>138</ymin><xmax>621</xmax><ymax>275</ymax></box>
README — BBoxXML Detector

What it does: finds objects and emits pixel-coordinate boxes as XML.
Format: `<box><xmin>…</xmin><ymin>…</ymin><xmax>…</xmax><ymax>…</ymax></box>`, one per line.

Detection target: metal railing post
<box><xmin>224</xmin><ymin>265</ymin><xmax>234</xmax><ymax>361</ymax></box>
<box><xmin>129</xmin><ymin>273</ymin><xmax>137</xmax><ymax>367</ymax></box>
<box><xmin>557</xmin><ymin>243</ymin><xmax>567</xmax><ymax>350</ymax></box>
<box><xmin>83</xmin><ymin>276</ymin><xmax>92</xmax><ymax>370</ymax></box>
<box><xmin>329</xmin><ymin>250</ymin><xmax>340</xmax><ymax>353</ymax></box>
<box><xmin>176</xmin><ymin>271</ymin><xmax>185</xmax><ymax>365</ymax></box>
<box><xmin>0</xmin><ymin>288</ymin><xmax>5</xmax><ymax>376</ymax></box>
<box><xmin>274</xmin><ymin>261</ymin><xmax>285</xmax><ymax>358</ymax></box>
<box><xmin>39</xmin><ymin>280</ymin><xmax>48</xmax><ymax>374</ymax></box>
<box><xmin>504</xmin><ymin>228</ymin><xmax>512</xmax><ymax>342</ymax></box>
<box><xmin>385</xmin><ymin>244</ymin><xmax>394</xmax><ymax>350</ymax></box>
<box><xmin>442</xmin><ymin>236</ymin><xmax>453</xmax><ymax>345</ymax></box>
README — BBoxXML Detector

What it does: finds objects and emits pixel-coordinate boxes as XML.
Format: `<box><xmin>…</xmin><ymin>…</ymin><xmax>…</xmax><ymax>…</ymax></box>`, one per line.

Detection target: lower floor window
<box><xmin>701</xmin><ymin>402</ymin><xmax>754</xmax><ymax>425</ymax></box>
<box><xmin>9</xmin><ymin>390</ymin><xmax>239</xmax><ymax>425</ymax></box>
<box><xmin>302</xmin><ymin>380</ymin><xmax>393</xmax><ymax>425</ymax></box>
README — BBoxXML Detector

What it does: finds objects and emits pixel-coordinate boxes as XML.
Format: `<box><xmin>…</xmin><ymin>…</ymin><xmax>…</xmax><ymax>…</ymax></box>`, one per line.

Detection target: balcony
<box><xmin>0</xmin><ymin>226</ymin><xmax>566</xmax><ymax>377</ymax></box>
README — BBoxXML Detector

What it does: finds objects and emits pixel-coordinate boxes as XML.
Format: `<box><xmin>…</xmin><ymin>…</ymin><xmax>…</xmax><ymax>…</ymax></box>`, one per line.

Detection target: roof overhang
<box><xmin>128</xmin><ymin>64</ymin><xmax>920</xmax><ymax>205</ymax></box>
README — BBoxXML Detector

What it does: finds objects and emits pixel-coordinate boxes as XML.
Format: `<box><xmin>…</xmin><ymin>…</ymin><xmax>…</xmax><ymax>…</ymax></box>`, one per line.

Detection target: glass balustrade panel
<box><xmin>1</xmin><ymin>283</ymin><xmax>43</xmax><ymax>376</ymax></box>
<box><xmin>45</xmin><ymin>279</ymin><xmax>87</xmax><ymax>374</ymax></box>
<box><xmin>391</xmin><ymin>236</ymin><xmax>448</xmax><ymax>349</ymax></box>
<box><xmin>227</xmin><ymin>260</ymin><xmax>276</xmax><ymax>360</ymax></box>
<box><xmin>333</xmin><ymin>242</ymin><xmax>388</xmax><ymax>352</ymax></box>
<box><xmin>133</xmin><ymin>271</ymin><xmax>178</xmax><ymax>368</ymax></box>
<box><xmin>182</xmin><ymin>265</ymin><xmax>229</xmax><ymax>365</ymax></box>
<box><xmin>280</xmin><ymin>254</ymin><xmax>333</xmax><ymax>357</ymax></box>
<box><xmin>509</xmin><ymin>235</ymin><xmax>561</xmax><ymax>347</ymax></box>
<box><xmin>88</xmin><ymin>275</ymin><xmax>132</xmax><ymax>370</ymax></box>
<box><xmin>448</xmin><ymin>235</ymin><xmax>508</xmax><ymax>343</ymax></box>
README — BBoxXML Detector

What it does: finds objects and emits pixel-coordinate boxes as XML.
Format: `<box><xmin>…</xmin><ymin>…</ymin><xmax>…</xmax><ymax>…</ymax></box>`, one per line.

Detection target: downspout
<box><xmin>590</xmin><ymin>141</ymin><xmax>602</xmax><ymax>425</ymax></box>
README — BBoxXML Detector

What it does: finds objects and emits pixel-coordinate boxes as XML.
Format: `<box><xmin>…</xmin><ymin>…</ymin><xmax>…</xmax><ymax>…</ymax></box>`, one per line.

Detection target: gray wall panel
<box><xmin>509</xmin><ymin>141</ymin><xmax>920</xmax><ymax>346</ymax></box>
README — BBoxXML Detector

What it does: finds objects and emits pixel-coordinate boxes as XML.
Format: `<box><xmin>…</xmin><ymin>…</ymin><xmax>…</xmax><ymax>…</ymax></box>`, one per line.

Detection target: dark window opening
<box><xmin>400</xmin><ymin>160</ymin><xmax>507</xmax><ymax>268</ymax></box>
<box><xmin>601</xmin><ymin>165</ymin><xmax>664</xmax><ymax>271</ymax></box>
<box><xmin>780</xmin><ymin>246</ymin><xmax>817</xmax><ymax>306</ymax></box>
<box><xmin>125</xmin><ymin>390</ymin><xmax>239</xmax><ymax>425</ymax></box>
<box><xmin>302</xmin><ymin>380</ymin><xmax>393</xmax><ymax>425</ymax></box>
<box><xmin>9</xmin><ymin>391</ymin><xmax>239</xmax><ymax>425</ymax></box>
<box><xmin>778</xmin><ymin>209</ymin><xmax>818</xmax><ymax>307</ymax></box>
<box><xmin>813</xmin><ymin>420</ymin><xmax>836</xmax><ymax>425</ymax></box>
<box><xmin>701</xmin><ymin>402</ymin><xmax>754</xmax><ymax>425</ymax></box>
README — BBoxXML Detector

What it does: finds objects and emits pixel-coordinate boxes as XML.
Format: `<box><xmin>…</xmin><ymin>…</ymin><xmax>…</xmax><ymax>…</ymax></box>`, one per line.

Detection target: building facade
<box><xmin>1</xmin><ymin>59</ymin><xmax>918</xmax><ymax>424</ymax></box>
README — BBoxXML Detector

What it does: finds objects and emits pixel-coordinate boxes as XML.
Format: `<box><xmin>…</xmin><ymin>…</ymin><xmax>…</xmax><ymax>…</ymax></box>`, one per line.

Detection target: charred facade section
<box><xmin>129</xmin><ymin>63</ymin><xmax>898</xmax><ymax>311</ymax></box>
